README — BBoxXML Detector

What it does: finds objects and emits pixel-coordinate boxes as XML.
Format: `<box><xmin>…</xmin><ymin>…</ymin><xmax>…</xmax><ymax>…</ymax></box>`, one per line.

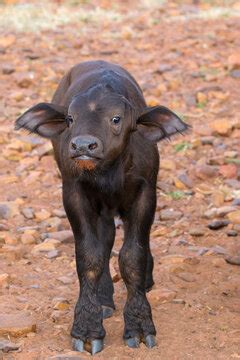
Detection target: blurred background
<box><xmin>0</xmin><ymin>1</ymin><xmax>240</xmax><ymax>359</ymax></box>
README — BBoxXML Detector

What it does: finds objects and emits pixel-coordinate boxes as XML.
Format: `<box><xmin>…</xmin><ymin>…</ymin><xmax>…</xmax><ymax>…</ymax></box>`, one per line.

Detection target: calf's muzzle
<box><xmin>69</xmin><ymin>135</ymin><xmax>103</xmax><ymax>160</ymax></box>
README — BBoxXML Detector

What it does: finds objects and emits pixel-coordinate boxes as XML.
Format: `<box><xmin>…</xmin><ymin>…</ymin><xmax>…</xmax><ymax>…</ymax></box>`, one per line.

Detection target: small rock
<box><xmin>189</xmin><ymin>227</ymin><xmax>205</xmax><ymax>237</ymax></box>
<box><xmin>32</xmin><ymin>242</ymin><xmax>56</xmax><ymax>254</ymax></box>
<box><xmin>216</xmin><ymin>206</ymin><xmax>237</xmax><ymax>217</ymax></box>
<box><xmin>204</xmin><ymin>208</ymin><xmax>218</xmax><ymax>219</ymax></box>
<box><xmin>225</xmin><ymin>255</ymin><xmax>240</xmax><ymax>265</ymax></box>
<box><xmin>227</xmin><ymin>210</ymin><xmax>240</xmax><ymax>224</ymax></box>
<box><xmin>159</xmin><ymin>209</ymin><xmax>183</xmax><ymax>221</ymax></box>
<box><xmin>0</xmin><ymin>273</ymin><xmax>10</xmax><ymax>288</ymax></box>
<box><xmin>0</xmin><ymin>223</ymin><xmax>9</xmax><ymax>231</ymax></box>
<box><xmin>0</xmin><ymin>202</ymin><xmax>19</xmax><ymax>220</ymax></box>
<box><xmin>208</xmin><ymin>219</ymin><xmax>230</xmax><ymax>230</ymax></box>
<box><xmin>21</xmin><ymin>232</ymin><xmax>36</xmax><ymax>245</ymax></box>
<box><xmin>228</xmin><ymin>53</ymin><xmax>240</xmax><ymax>70</ymax></box>
<box><xmin>147</xmin><ymin>288</ymin><xmax>176</xmax><ymax>304</ymax></box>
<box><xmin>172</xmin><ymin>298</ymin><xmax>186</xmax><ymax>305</ymax></box>
<box><xmin>53</xmin><ymin>299</ymin><xmax>70</xmax><ymax>311</ymax></box>
<box><xmin>230</xmin><ymin>69</ymin><xmax>240</xmax><ymax>78</ymax></box>
<box><xmin>35</xmin><ymin>209</ymin><xmax>51</xmax><ymax>222</ymax></box>
<box><xmin>232</xmin><ymin>198</ymin><xmax>240</xmax><ymax>206</ymax></box>
<box><xmin>195</xmin><ymin>164</ymin><xmax>218</xmax><ymax>180</ymax></box>
<box><xmin>225</xmin><ymin>179</ymin><xmax>240</xmax><ymax>189</ymax></box>
<box><xmin>211</xmin><ymin>258</ymin><xmax>226</xmax><ymax>267</ymax></box>
<box><xmin>57</xmin><ymin>276</ymin><xmax>73</xmax><ymax>285</ymax></box>
<box><xmin>176</xmin><ymin>173</ymin><xmax>193</xmax><ymax>189</ymax></box>
<box><xmin>210</xmin><ymin>119</ymin><xmax>233</xmax><ymax>136</ymax></box>
<box><xmin>21</xmin><ymin>207</ymin><xmax>34</xmax><ymax>219</ymax></box>
<box><xmin>52</xmin><ymin>209</ymin><xmax>66</xmax><ymax>218</ymax></box>
<box><xmin>219</xmin><ymin>164</ymin><xmax>238</xmax><ymax>179</ymax></box>
<box><xmin>207</xmin><ymin>245</ymin><xmax>227</xmax><ymax>255</ymax></box>
<box><xmin>2</xmin><ymin>233</ymin><xmax>18</xmax><ymax>245</ymax></box>
<box><xmin>16</xmin><ymin>72</ymin><xmax>34</xmax><ymax>88</ymax></box>
<box><xmin>0</xmin><ymin>339</ymin><xmax>20</xmax><ymax>353</ymax></box>
<box><xmin>0</xmin><ymin>312</ymin><xmax>36</xmax><ymax>337</ymax></box>
<box><xmin>227</xmin><ymin>230</ymin><xmax>238</xmax><ymax>237</ymax></box>
<box><xmin>47</xmin><ymin>250</ymin><xmax>60</xmax><ymax>259</ymax></box>
<box><xmin>161</xmin><ymin>159</ymin><xmax>176</xmax><ymax>171</ymax></box>
<box><xmin>44</xmin><ymin>217</ymin><xmax>62</xmax><ymax>232</ymax></box>
<box><xmin>176</xmin><ymin>272</ymin><xmax>196</xmax><ymax>282</ymax></box>
<box><xmin>2</xmin><ymin>64</ymin><xmax>15</xmax><ymax>75</ymax></box>
<box><xmin>41</xmin><ymin>230</ymin><xmax>73</xmax><ymax>243</ymax></box>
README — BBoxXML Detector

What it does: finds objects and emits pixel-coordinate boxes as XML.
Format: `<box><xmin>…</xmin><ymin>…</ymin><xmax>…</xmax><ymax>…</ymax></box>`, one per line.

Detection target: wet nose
<box><xmin>70</xmin><ymin>135</ymin><xmax>103</xmax><ymax>158</ymax></box>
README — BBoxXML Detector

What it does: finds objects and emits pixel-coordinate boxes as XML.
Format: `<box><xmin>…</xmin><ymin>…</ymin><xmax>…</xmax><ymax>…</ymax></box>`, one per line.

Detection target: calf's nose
<box><xmin>70</xmin><ymin>135</ymin><xmax>103</xmax><ymax>158</ymax></box>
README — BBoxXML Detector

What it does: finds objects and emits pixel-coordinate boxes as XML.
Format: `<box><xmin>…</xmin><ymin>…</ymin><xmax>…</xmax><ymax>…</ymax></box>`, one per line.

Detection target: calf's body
<box><xmin>16</xmin><ymin>60</ymin><xmax>188</xmax><ymax>354</ymax></box>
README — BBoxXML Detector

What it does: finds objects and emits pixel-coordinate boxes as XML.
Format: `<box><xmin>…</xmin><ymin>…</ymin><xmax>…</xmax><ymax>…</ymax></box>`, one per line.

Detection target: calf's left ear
<box><xmin>136</xmin><ymin>105</ymin><xmax>189</xmax><ymax>142</ymax></box>
<box><xmin>15</xmin><ymin>102</ymin><xmax>67</xmax><ymax>139</ymax></box>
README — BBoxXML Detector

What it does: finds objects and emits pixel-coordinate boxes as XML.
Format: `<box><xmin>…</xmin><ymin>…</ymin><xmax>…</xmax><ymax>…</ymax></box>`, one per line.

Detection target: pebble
<box><xmin>0</xmin><ymin>312</ymin><xmax>36</xmax><ymax>337</ymax></box>
<box><xmin>41</xmin><ymin>230</ymin><xmax>73</xmax><ymax>243</ymax></box>
<box><xmin>232</xmin><ymin>198</ymin><xmax>240</xmax><ymax>206</ymax></box>
<box><xmin>21</xmin><ymin>232</ymin><xmax>36</xmax><ymax>245</ymax></box>
<box><xmin>44</xmin><ymin>217</ymin><xmax>62</xmax><ymax>232</ymax></box>
<box><xmin>32</xmin><ymin>242</ymin><xmax>56</xmax><ymax>254</ymax></box>
<box><xmin>210</xmin><ymin>119</ymin><xmax>233</xmax><ymax>136</ymax></box>
<box><xmin>219</xmin><ymin>164</ymin><xmax>238</xmax><ymax>179</ymax></box>
<box><xmin>0</xmin><ymin>273</ymin><xmax>10</xmax><ymax>287</ymax></box>
<box><xmin>0</xmin><ymin>339</ymin><xmax>20</xmax><ymax>353</ymax></box>
<box><xmin>230</xmin><ymin>69</ymin><xmax>240</xmax><ymax>78</ymax></box>
<box><xmin>225</xmin><ymin>255</ymin><xmax>240</xmax><ymax>266</ymax></box>
<box><xmin>208</xmin><ymin>219</ymin><xmax>230</xmax><ymax>230</ymax></box>
<box><xmin>189</xmin><ymin>227</ymin><xmax>205</xmax><ymax>237</ymax></box>
<box><xmin>53</xmin><ymin>298</ymin><xmax>70</xmax><ymax>311</ymax></box>
<box><xmin>216</xmin><ymin>206</ymin><xmax>237</xmax><ymax>217</ymax></box>
<box><xmin>207</xmin><ymin>245</ymin><xmax>227</xmax><ymax>255</ymax></box>
<box><xmin>227</xmin><ymin>230</ymin><xmax>238</xmax><ymax>237</ymax></box>
<box><xmin>52</xmin><ymin>209</ymin><xmax>66</xmax><ymax>218</ymax></box>
<box><xmin>21</xmin><ymin>207</ymin><xmax>35</xmax><ymax>219</ymax></box>
<box><xmin>47</xmin><ymin>250</ymin><xmax>60</xmax><ymax>259</ymax></box>
<box><xmin>2</xmin><ymin>233</ymin><xmax>18</xmax><ymax>245</ymax></box>
<box><xmin>211</xmin><ymin>258</ymin><xmax>226</xmax><ymax>268</ymax></box>
<box><xmin>172</xmin><ymin>298</ymin><xmax>186</xmax><ymax>305</ymax></box>
<box><xmin>160</xmin><ymin>209</ymin><xmax>183</xmax><ymax>221</ymax></box>
<box><xmin>147</xmin><ymin>288</ymin><xmax>177</xmax><ymax>304</ymax></box>
<box><xmin>227</xmin><ymin>210</ymin><xmax>240</xmax><ymax>224</ymax></box>
<box><xmin>0</xmin><ymin>202</ymin><xmax>19</xmax><ymax>220</ymax></box>
<box><xmin>176</xmin><ymin>272</ymin><xmax>196</xmax><ymax>282</ymax></box>
<box><xmin>195</xmin><ymin>164</ymin><xmax>218</xmax><ymax>180</ymax></box>
<box><xmin>57</xmin><ymin>276</ymin><xmax>73</xmax><ymax>285</ymax></box>
<box><xmin>2</xmin><ymin>64</ymin><xmax>15</xmax><ymax>75</ymax></box>
<box><xmin>204</xmin><ymin>208</ymin><xmax>218</xmax><ymax>219</ymax></box>
<box><xmin>35</xmin><ymin>209</ymin><xmax>51</xmax><ymax>222</ymax></box>
<box><xmin>0</xmin><ymin>223</ymin><xmax>9</xmax><ymax>231</ymax></box>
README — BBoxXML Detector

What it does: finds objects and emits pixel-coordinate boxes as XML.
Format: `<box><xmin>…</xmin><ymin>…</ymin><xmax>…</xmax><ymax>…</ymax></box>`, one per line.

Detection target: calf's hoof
<box><xmin>102</xmin><ymin>305</ymin><xmax>114</xmax><ymax>319</ymax></box>
<box><xmin>125</xmin><ymin>335</ymin><xmax>156</xmax><ymax>349</ymax></box>
<box><xmin>72</xmin><ymin>338</ymin><xmax>104</xmax><ymax>355</ymax></box>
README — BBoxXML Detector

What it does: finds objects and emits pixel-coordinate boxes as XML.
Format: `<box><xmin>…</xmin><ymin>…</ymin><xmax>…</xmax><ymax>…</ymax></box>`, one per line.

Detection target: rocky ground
<box><xmin>0</xmin><ymin>0</ymin><xmax>240</xmax><ymax>359</ymax></box>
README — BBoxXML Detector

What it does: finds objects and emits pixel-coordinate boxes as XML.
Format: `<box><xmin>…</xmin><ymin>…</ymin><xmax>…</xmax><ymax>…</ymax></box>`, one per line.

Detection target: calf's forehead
<box><xmin>69</xmin><ymin>94</ymin><xmax>126</xmax><ymax>118</ymax></box>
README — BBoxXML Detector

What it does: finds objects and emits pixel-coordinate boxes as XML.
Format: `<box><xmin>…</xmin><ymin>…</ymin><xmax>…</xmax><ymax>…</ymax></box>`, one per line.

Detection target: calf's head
<box><xmin>15</xmin><ymin>85</ymin><xmax>188</xmax><ymax>171</ymax></box>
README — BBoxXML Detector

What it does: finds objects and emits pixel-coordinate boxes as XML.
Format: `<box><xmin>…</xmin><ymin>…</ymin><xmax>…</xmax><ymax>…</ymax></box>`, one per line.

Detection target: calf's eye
<box><xmin>111</xmin><ymin>116</ymin><xmax>121</xmax><ymax>125</ymax></box>
<box><xmin>66</xmin><ymin>115</ymin><xmax>74</xmax><ymax>127</ymax></box>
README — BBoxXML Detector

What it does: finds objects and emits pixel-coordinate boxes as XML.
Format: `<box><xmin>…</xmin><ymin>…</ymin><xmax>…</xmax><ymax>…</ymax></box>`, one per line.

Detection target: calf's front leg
<box><xmin>63</xmin><ymin>183</ymin><xmax>106</xmax><ymax>355</ymax></box>
<box><xmin>119</xmin><ymin>185</ymin><xmax>157</xmax><ymax>349</ymax></box>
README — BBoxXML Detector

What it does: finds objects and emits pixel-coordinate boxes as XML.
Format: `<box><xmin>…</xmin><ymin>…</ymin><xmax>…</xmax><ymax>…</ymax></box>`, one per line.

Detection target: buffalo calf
<box><xmin>15</xmin><ymin>60</ymin><xmax>188</xmax><ymax>354</ymax></box>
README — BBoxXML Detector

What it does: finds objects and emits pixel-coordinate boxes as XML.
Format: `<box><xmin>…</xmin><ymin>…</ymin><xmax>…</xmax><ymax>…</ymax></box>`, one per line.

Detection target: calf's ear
<box><xmin>15</xmin><ymin>102</ymin><xmax>67</xmax><ymax>138</ymax></box>
<box><xmin>136</xmin><ymin>105</ymin><xmax>189</xmax><ymax>142</ymax></box>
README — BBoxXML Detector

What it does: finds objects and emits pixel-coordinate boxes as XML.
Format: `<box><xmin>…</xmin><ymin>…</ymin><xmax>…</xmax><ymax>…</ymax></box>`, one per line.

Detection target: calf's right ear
<box><xmin>15</xmin><ymin>102</ymin><xmax>67</xmax><ymax>138</ymax></box>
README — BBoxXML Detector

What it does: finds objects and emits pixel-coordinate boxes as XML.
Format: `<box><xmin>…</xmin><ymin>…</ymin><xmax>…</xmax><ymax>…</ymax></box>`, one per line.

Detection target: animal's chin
<box><xmin>73</xmin><ymin>156</ymin><xmax>98</xmax><ymax>170</ymax></box>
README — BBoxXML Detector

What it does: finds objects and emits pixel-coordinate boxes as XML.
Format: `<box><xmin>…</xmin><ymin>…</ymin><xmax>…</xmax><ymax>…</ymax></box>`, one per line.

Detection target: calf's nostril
<box><xmin>88</xmin><ymin>142</ymin><xmax>98</xmax><ymax>151</ymax></box>
<box><xmin>71</xmin><ymin>142</ymin><xmax>77</xmax><ymax>150</ymax></box>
